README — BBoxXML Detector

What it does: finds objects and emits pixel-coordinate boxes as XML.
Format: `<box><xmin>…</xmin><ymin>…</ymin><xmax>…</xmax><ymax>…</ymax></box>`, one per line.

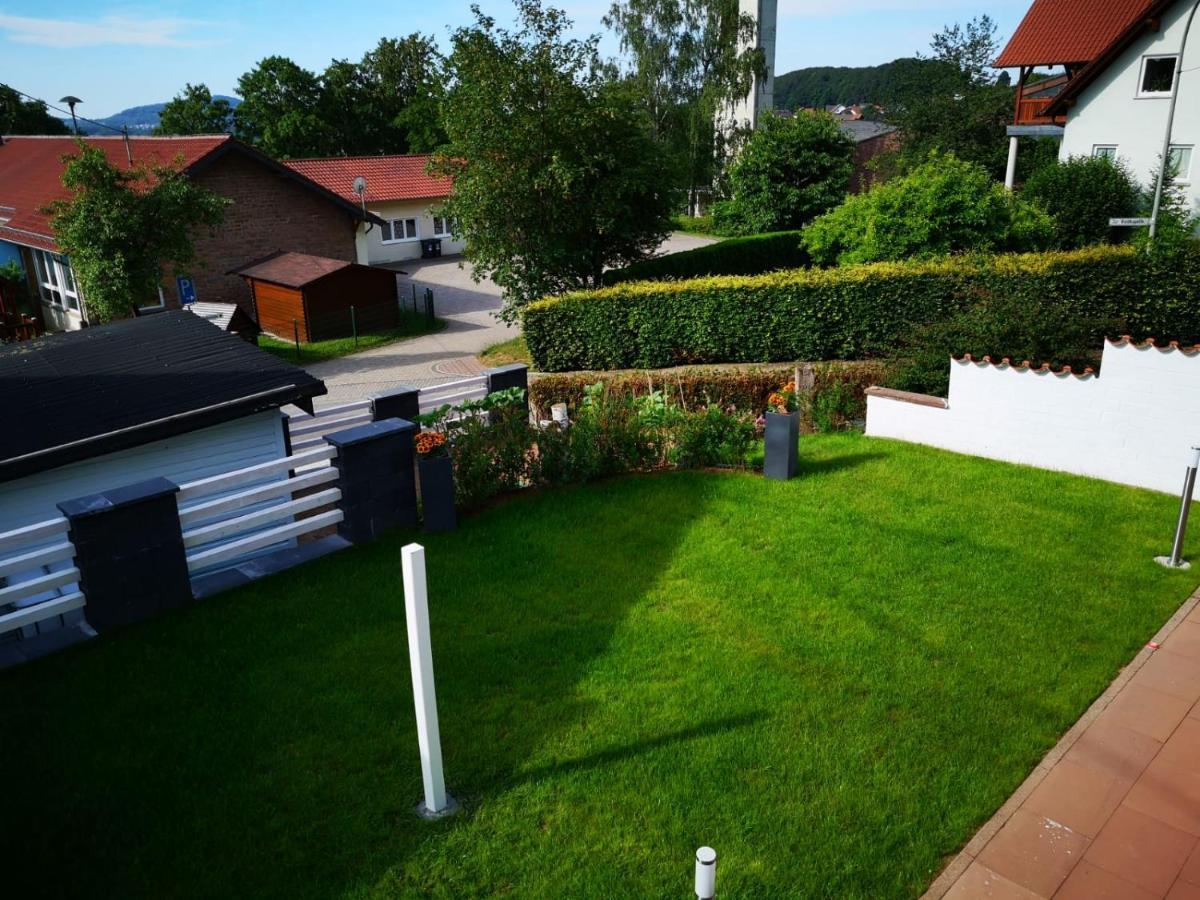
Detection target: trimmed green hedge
<box><xmin>603</xmin><ymin>231</ymin><xmax>809</xmax><ymax>286</ymax></box>
<box><xmin>525</xmin><ymin>245</ymin><xmax>1200</xmax><ymax>372</ymax></box>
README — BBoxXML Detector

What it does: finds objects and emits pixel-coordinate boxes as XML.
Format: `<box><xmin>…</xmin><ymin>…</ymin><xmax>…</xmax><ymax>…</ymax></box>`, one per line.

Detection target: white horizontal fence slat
<box><xmin>287</xmin><ymin>399</ymin><xmax>370</xmax><ymax>421</ymax></box>
<box><xmin>0</xmin><ymin>517</ymin><xmax>69</xmax><ymax>554</ymax></box>
<box><xmin>176</xmin><ymin>446</ymin><xmax>337</xmax><ymax>502</ymax></box>
<box><xmin>0</xmin><ymin>541</ymin><xmax>76</xmax><ymax>580</ymax></box>
<box><xmin>0</xmin><ymin>567</ymin><xmax>81</xmax><ymax>606</ymax></box>
<box><xmin>0</xmin><ymin>591</ymin><xmax>85</xmax><ymax>635</ymax></box>
<box><xmin>177</xmin><ymin>467</ymin><xmax>339</xmax><ymax>528</ymax></box>
<box><xmin>185</xmin><ymin>509</ymin><xmax>344</xmax><ymax>573</ymax></box>
<box><xmin>182</xmin><ymin>488</ymin><xmax>342</xmax><ymax>549</ymax></box>
<box><xmin>289</xmin><ymin>412</ymin><xmax>372</xmax><ymax>438</ymax></box>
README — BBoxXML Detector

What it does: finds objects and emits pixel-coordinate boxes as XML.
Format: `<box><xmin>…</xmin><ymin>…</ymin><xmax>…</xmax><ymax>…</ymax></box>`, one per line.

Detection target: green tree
<box><xmin>886</xmin><ymin>16</ymin><xmax>1014</xmax><ymax>178</ymax></box>
<box><xmin>712</xmin><ymin>110</ymin><xmax>854</xmax><ymax>234</ymax></box>
<box><xmin>604</xmin><ymin>0</ymin><xmax>763</xmax><ymax>212</ymax></box>
<box><xmin>359</xmin><ymin>34</ymin><xmax>448</xmax><ymax>152</ymax></box>
<box><xmin>801</xmin><ymin>153</ymin><xmax>1055</xmax><ymax>266</ymax></box>
<box><xmin>46</xmin><ymin>142</ymin><xmax>229</xmax><ymax>323</ymax></box>
<box><xmin>155</xmin><ymin>83</ymin><xmax>234</xmax><ymax>135</ymax></box>
<box><xmin>1023</xmin><ymin>155</ymin><xmax>1142</xmax><ymax>249</ymax></box>
<box><xmin>435</xmin><ymin>0</ymin><xmax>673</xmax><ymax>323</ymax></box>
<box><xmin>0</xmin><ymin>84</ymin><xmax>70</xmax><ymax>134</ymax></box>
<box><xmin>233</xmin><ymin>56</ymin><xmax>329</xmax><ymax>158</ymax></box>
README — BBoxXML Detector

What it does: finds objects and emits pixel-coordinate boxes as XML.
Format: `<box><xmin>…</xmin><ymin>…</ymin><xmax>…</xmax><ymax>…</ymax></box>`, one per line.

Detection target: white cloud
<box><xmin>0</xmin><ymin>12</ymin><xmax>220</xmax><ymax>48</ymax></box>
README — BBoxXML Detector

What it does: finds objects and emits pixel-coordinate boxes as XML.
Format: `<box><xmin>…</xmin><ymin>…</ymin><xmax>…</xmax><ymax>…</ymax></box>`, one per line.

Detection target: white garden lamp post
<box><xmin>402</xmin><ymin>543</ymin><xmax>458</xmax><ymax>818</ymax></box>
<box><xmin>695</xmin><ymin>846</ymin><xmax>717</xmax><ymax>899</ymax></box>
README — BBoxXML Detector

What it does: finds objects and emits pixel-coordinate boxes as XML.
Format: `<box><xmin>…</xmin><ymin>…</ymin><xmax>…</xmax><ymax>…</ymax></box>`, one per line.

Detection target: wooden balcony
<box><xmin>1013</xmin><ymin>73</ymin><xmax>1070</xmax><ymax>126</ymax></box>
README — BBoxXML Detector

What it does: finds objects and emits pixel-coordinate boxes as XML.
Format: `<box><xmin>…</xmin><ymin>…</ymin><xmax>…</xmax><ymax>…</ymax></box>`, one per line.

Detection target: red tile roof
<box><xmin>283</xmin><ymin>154</ymin><xmax>451</xmax><ymax>204</ymax></box>
<box><xmin>994</xmin><ymin>0</ymin><xmax>1159</xmax><ymax>67</ymax></box>
<box><xmin>232</xmin><ymin>250</ymin><xmax>354</xmax><ymax>288</ymax></box>
<box><xmin>0</xmin><ymin>135</ymin><xmax>230</xmax><ymax>251</ymax></box>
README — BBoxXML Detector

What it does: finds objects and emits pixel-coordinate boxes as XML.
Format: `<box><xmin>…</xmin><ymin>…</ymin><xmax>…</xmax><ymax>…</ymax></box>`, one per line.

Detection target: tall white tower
<box><xmin>727</xmin><ymin>0</ymin><xmax>777</xmax><ymax>131</ymax></box>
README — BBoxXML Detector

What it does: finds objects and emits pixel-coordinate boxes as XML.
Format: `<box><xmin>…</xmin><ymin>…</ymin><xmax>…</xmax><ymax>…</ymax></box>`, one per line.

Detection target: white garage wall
<box><xmin>355</xmin><ymin>200</ymin><xmax>466</xmax><ymax>265</ymax></box>
<box><xmin>866</xmin><ymin>339</ymin><xmax>1200</xmax><ymax>494</ymax></box>
<box><xmin>0</xmin><ymin>410</ymin><xmax>289</xmax><ymax>533</ymax></box>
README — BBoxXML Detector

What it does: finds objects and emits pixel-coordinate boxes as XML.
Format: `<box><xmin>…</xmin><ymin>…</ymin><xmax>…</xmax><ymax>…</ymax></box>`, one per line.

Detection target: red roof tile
<box><xmin>232</xmin><ymin>251</ymin><xmax>354</xmax><ymax>288</ymax></box>
<box><xmin>995</xmin><ymin>0</ymin><xmax>1159</xmax><ymax>67</ymax></box>
<box><xmin>283</xmin><ymin>154</ymin><xmax>451</xmax><ymax>204</ymax></box>
<box><xmin>0</xmin><ymin>135</ymin><xmax>230</xmax><ymax>250</ymax></box>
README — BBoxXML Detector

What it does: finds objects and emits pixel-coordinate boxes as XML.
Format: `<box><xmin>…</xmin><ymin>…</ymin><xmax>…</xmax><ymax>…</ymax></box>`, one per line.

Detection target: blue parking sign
<box><xmin>176</xmin><ymin>276</ymin><xmax>197</xmax><ymax>305</ymax></box>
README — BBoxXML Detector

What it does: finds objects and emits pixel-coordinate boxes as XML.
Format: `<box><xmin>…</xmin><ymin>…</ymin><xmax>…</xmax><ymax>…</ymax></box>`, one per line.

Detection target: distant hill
<box><xmin>774</xmin><ymin>59</ymin><xmax>937</xmax><ymax>111</ymax></box>
<box><xmin>63</xmin><ymin>96</ymin><xmax>241</xmax><ymax>135</ymax></box>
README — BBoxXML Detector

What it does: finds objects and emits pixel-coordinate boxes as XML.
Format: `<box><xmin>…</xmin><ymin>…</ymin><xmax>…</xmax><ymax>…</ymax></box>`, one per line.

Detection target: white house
<box><xmin>284</xmin><ymin>155</ymin><xmax>464</xmax><ymax>266</ymax></box>
<box><xmin>997</xmin><ymin>0</ymin><xmax>1198</xmax><ymax>215</ymax></box>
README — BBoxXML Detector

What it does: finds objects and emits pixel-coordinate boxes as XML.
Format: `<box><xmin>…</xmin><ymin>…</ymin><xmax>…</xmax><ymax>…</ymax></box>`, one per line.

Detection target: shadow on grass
<box><xmin>795</xmin><ymin>450</ymin><xmax>888</xmax><ymax>477</ymax></box>
<box><xmin>0</xmin><ymin>475</ymin><xmax>710</xmax><ymax>899</ymax></box>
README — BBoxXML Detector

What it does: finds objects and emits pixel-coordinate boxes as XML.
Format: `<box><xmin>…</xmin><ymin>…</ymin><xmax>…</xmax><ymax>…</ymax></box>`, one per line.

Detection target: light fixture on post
<box><xmin>59</xmin><ymin>96</ymin><xmax>82</xmax><ymax>135</ymax></box>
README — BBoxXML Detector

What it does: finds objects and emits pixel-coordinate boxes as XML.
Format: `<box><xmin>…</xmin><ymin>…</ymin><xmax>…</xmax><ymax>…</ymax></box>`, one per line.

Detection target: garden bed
<box><xmin>2</xmin><ymin>434</ymin><xmax>1197</xmax><ymax>897</ymax></box>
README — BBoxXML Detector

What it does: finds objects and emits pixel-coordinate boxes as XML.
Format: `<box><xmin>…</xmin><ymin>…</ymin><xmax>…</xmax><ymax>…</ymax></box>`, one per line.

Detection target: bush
<box><xmin>522</xmin><ymin>244</ymin><xmax>1200</xmax><ymax>372</ymax></box>
<box><xmin>603</xmin><ymin>232</ymin><xmax>809</xmax><ymax>285</ymax></box>
<box><xmin>670</xmin><ymin>213</ymin><xmax>717</xmax><ymax>235</ymax></box>
<box><xmin>1022</xmin><ymin>155</ymin><xmax>1142</xmax><ymax>249</ymax></box>
<box><xmin>529</xmin><ymin>362</ymin><xmax>891</xmax><ymax>430</ymax></box>
<box><xmin>712</xmin><ymin>111</ymin><xmax>855</xmax><ymax>236</ymax></box>
<box><xmin>801</xmin><ymin>153</ymin><xmax>1055</xmax><ymax>266</ymax></box>
<box><xmin>889</xmin><ymin>293</ymin><xmax>1122</xmax><ymax>396</ymax></box>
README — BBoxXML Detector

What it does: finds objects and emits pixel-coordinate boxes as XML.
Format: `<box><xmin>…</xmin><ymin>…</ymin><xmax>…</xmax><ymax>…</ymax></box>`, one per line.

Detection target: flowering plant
<box><xmin>415</xmin><ymin>430</ymin><xmax>448</xmax><ymax>458</ymax></box>
<box><xmin>766</xmin><ymin>378</ymin><xmax>799</xmax><ymax>414</ymax></box>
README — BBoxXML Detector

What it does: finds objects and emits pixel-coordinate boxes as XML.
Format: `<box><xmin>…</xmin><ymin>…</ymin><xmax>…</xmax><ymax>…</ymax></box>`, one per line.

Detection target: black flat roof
<box><xmin>0</xmin><ymin>310</ymin><xmax>326</xmax><ymax>483</ymax></box>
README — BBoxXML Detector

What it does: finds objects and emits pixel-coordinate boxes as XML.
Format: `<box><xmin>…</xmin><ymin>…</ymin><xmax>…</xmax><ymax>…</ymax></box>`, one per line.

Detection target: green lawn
<box><xmin>259</xmin><ymin>311</ymin><xmax>446</xmax><ymax>364</ymax></box>
<box><xmin>3</xmin><ymin>434</ymin><xmax>1198</xmax><ymax>898</ymax></box>
<box><xmin>477</xmin><ymin>334</ymin><xmax>530</xmax><ymax>368</ymax></box>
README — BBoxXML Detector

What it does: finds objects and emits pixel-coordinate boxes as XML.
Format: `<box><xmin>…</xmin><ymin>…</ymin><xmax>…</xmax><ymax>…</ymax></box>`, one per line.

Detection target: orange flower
<box><xmin>415</xmin><ymin>430</ymin><xmax>447</xmax><ymax>456</ymax></box>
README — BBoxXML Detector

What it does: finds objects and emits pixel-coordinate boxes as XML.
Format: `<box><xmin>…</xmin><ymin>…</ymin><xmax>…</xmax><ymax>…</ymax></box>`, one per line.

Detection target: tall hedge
<box><xmin>523</xmin><ymin>245</ymin><xmax>1200</xmax><ymax>372</ymax></box>
<box><xmin>603</xmin><ymin>232</ymin><xmax>809</xmax><ymax>286</ymax></box>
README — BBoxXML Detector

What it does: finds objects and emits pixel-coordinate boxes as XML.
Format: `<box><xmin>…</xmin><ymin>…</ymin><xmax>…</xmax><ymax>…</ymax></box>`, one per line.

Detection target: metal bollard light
<box><xmin>1157</xmin><ymin>446</ymin><xmax>1200</xmax><ymax>570</ymax></box>
<box><xmin>695</xmin><ymin>846</ymin><xmax>716</xmax><ymax>899</ymax></box>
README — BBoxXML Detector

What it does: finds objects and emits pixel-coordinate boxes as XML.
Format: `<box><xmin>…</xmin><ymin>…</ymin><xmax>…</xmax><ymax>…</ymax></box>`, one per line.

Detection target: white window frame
<box><xmin>1137</xmin><ymin>54</ymin><xmax>1179</xmax><ymax>98</ymax></box>
<box><xmin>1092</xmin><ymin>145</ymin><xmax>1119</xmax><ymax>161</ymax></box>
<box><xmin>381</xmin><ymin>217</ymin><xmax>420</xmax><ymax>244</ymax></box>
<box><xmin>431</xmin><ymin>215</ymin><xmax>453</xmax><ymax>239</ymax></box>
<box><xmin>1169</xmin><ymin>144</ymin><xmax>1194</xmax><ymax>184</ymax></box>
<box><xmin>33</xmin><ymin>250</ymin><xmax>81</xmax><ymax>314</ymax></box>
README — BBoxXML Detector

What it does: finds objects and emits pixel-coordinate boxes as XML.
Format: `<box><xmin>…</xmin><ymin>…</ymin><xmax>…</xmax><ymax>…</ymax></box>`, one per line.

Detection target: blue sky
<box><xmin>2</xmin><ymin>0</ymin><xmax>1033</xmax><ymax>117</ymax></box>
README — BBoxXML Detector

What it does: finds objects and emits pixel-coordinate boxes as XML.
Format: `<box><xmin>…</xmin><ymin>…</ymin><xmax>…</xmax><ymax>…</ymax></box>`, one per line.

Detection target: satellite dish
<box><xmin>352</xmin><ymin>176</ymin><xmax>367</xmax><ymax>196</ymax></box>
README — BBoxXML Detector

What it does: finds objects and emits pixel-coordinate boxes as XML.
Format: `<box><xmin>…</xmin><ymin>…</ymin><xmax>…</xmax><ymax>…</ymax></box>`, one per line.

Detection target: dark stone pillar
<box><xmin>57</xmin><ymin>477</ymin><xmax>192</xmax><ymax>633</ymax></box>
<box><xmin>371</xmin><ymin>386</ymin><xmax>421</xmax><ymax>423</ymax></box>
<box><xmin>485</xmin><ymin>364</ymin><xmax>529</xmax><ymax>418</ymax></box>
<box><xmin>327</xmin><ymin>418</ymin><xmax>418</xmax><ymax>543</ymax></box>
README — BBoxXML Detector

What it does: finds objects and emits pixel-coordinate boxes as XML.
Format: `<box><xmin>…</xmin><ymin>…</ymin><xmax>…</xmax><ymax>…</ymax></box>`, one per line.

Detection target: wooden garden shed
<box><xmin>233</xmin><ymin>251</ymin><xmax>398</xmax><ymax>343</ymax></box>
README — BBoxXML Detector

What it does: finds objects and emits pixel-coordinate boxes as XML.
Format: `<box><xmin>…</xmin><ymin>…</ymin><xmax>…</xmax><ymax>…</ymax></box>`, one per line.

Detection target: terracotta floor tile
<box><xmin>1157</xmin><ymin>718</ymin><xmax>1200</xmax><ymax>775</ymax></box>
<box><xmin>1103</xmin><ymin>684</ymin><xmax>1193</xmax><ymax>743</ymax></box>
<box><xmin>1181</xmin><ymin>842</ymin><xmax>1200</xmax><ymax>885</ymax></box>
<box><xmin>1138</xmin><ymin>650</ymin><xmax>1200</xmax><ymax>704</ymax></box>
<box><xmin>1066</xmin><ymin>720</ymin><xmax>1164</xmax><ymax>784</ymax></box>
<box><xmin>1054</xmin><ymin>861</ymin><xmax>1159</xmax><ymax>899</ymax></box>
<box><xmin>1169</xmin><ymin>880</ymin><xmax>1200</xmax><ymax>900</ymax></box>
<box><xmin>1084</xmin><ymin>805</ymin><xmax>1196</xmax><ymax>895</ymax></box>
<box><xmin>1125</xmin><ymin>761</ymin><xmax>1200</xmax><ymax>837</ymax></box>
<box><xmin>943</xmin><ymin>861</ymin><xmax>1047</xmax><ymax>899</ymax></box>
<box><xmin>1024</xmin><ymin>759</ymin><xmax>1133</xmax><ymax>838</ymax></box>
<box><xmin>977</xmin><ymin>808</ymin><xmax>1089</xmax><ymax>897</ymax></box>
<box><xmin>1165</xmin><ymin>622</ymin><xmax>1200</xmax><ymax>661</ymax></box>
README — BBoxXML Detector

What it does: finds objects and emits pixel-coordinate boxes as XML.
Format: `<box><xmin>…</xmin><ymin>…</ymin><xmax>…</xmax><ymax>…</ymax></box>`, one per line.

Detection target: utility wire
<box><xmin>1</xmin><ymin>82</ymin><xmax>127</xmax><ymax>135</ymax></box>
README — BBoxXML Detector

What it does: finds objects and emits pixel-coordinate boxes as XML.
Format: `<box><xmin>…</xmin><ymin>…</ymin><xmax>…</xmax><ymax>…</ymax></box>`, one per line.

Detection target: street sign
<box><xmin>176</xmin><ymin>275</ymin><xmax>197</xmax><ymax>305</ymax></box>
<box><xmin>1109</xmin><ymin>217</ymin><xmax>1153</xmax><ymax>227</ymax></box>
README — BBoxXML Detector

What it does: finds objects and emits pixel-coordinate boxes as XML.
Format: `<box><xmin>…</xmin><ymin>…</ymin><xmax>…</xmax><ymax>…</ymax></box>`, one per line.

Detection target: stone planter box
<box><xmin>764</xmin><ymin>411</ymin><xmax>799</xmax><ymax>481</ymax></box>
<box><xmin>418</xmin><ymin>455</ymin><xmax>457</xmax><ymax>532</ymax></box>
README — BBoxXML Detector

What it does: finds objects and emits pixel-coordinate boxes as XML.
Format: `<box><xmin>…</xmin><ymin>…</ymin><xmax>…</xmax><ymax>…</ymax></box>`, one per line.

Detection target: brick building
<box><xmin>0</xmin><ymin>135</ymin><xmax>380</xmax><ymax>331</ymax></box>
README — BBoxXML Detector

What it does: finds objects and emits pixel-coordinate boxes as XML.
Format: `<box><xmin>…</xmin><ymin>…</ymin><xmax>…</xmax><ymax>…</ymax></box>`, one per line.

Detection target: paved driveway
<box><xmin>306</xmin><ymin>233</ymin><xmax>716</xmax><ymax>407</ymax></box>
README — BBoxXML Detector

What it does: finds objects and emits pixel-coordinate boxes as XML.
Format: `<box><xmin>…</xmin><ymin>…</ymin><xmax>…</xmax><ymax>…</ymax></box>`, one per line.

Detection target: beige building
<box><xmin>284</xmin><ymin>154</ymin><xmax>464</xmax><ymax>266</ymax></box>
